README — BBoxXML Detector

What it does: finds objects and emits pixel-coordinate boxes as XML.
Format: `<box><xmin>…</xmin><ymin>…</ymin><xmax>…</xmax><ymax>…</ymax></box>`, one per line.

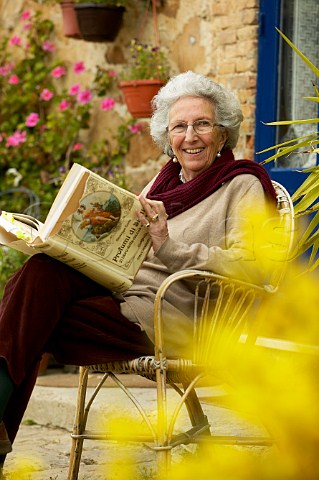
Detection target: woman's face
<box><xmin>168</xmin><ymin>96</ymin><xmax>228</xmax><ymax>181</ymax></box>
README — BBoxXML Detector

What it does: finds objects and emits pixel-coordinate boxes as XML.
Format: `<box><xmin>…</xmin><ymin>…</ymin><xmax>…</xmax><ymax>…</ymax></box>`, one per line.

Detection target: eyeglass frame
<box><xmin>166</xmin><ymin>120</ymin><xmax>224</xmax><ymax>136</ymax></box>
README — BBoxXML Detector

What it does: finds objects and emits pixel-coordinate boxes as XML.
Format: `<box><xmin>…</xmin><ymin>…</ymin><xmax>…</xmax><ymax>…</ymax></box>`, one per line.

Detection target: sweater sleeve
<box><xmin>154</xmin><ymin>177</ymin><xmax>275</xmax><ymax>285</ymax></box>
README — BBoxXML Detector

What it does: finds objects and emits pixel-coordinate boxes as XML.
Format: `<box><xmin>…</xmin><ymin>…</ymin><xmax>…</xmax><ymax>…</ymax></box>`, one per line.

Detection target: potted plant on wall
<box><xmin>74</xmin><ymin>0</ymin><xmax>127</xmax><ymax>42</ymax></box>
<box><xmin>59</xmin><ymin>0</ymin><xmax>82</xmax><ymax>39</ymax></box>
<box><xmin>34</xmin><ymin>1</ymin><xmax>81</xmax><ymax>38</ymax></box>
<box><xmin>119</xmin><ymin>38</ymin><xmax>170</xmax><ymax>118</ymax></box>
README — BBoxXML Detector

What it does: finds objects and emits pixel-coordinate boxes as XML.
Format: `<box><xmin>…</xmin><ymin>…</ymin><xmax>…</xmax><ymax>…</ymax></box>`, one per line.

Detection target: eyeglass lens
<box><xmin>169</xmin><ymin>120</ymin><xmax>218</xmax><ymax>135</ymax></box>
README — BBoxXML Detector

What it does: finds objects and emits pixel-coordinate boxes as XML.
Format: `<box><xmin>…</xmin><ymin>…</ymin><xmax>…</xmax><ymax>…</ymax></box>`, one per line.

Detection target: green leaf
<box><xmin>265</xmin><ymin>118</ymin><xmax>319</xmax><ymax>126</ymax></box>
<box><xmin>312</xmin><ymin>81</ymin><xmax>319</xmax><ymax>97</ymax></box>
<box><xmin>295</xmin><ymin>211</ymin><xmax>319</xmax><ymax>249</ymax></box>
<box><xmin>276</xmin><ymin>28</ymin><xmax>319</xmax><ymax>78</ymax></box>
<box><xmin>292</xmin><ymin>169</ymin><xmax>319</xmax><ymax>201</ymax></box>
<box><xmin>308</xmin><ymin>249</ymin><xmax>319</xmax><ymax>272</ymax></box>
<box><xmin>257</xmin><ymin>132</ymin><xmax>318</xmax><ymax>154</ymax></box>
<box><xmin>297</xmin><ymin>202</ymin><xmax>319</xmax><ymax>215</ymax></box>
<box><xmin>304</xmin><ymin>96</ymin><xmax>319</xmax><ymax>103</ymax></box>
<box><xmin>260</xmin><ymin>137</ymin><xmax>319</xmax><ymax>165</ymax></box>
<box><xmin>293</xmin><ymin>183</ymin><xmax>319</xmax><ymax>213</ymax></box>
<box><xmin>308</xmin><ymin>237</ymin><xmax>319</xmax><ymax>267</ymax></box>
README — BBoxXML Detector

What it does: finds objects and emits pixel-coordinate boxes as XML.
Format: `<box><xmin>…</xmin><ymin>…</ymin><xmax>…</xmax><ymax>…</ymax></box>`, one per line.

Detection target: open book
<box><xmin>0</xmin><ymin>163</ymin><xmax>152</xmax><ymax>292</ymax></box>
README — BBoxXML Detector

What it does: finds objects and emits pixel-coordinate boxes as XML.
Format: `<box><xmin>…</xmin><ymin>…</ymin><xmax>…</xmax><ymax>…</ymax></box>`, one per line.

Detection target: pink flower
<box><xmin>100</xmin><ymin>97</ymin><xmax>116</xmax><ymax>111</ymax></box>
<box><xmin>25</xmin><ymin>113</ymin><xmax>39</xmax><ymax>127</ymax></box>
<box><xmin>40</xmin><ymin>89</ymin><xmax>54</xmax><ymax>101</ymax></box>
<box><xmin>0</xmin><ymin>64</ymin><xmax>15</xmax><ymax>77</ymax></box>
<box><xmin>51</xmin><ymin>66</ymin><xmax>66</xmax><ymax>78</ymax></box>
<box><xmin>77</xmin><ymin>89</ymin><xmax>92</xmax><ymax>104</ymax></box>
<box><xmin>59</xmin><ymin>99</ymin><xmax>71</xmax><ymax>111</ymax></box>
<box><xmin>8</xmin><ymin>75</ymin><xmax>19</xmax><ymax>85</ymax></box>
<box><xmin>6</xmin><ymin>130</ymin><xmax>26</xmax><ymax>147</ymax></box>
<box><xmin>6</xmin><ymin>136</ymin><xmax>18</xmax><ymax>147</ymax></box>
<box><xmin>69</xmin><ymin>84</ymin><xmax>81</xmax><ymax>96</ymax></box>
<box><xmin>23</xmin><ymin>22</ymin><xmax>33</xmax><ymax>31</ymax></box>
<box><xmin>9</xmin><ymin>36</ymin><xmax>22</xmax><ymax>46</ymax></box>
<box><xmin>128</xmin><ymin>122</ymin><xmax>144</xmax><ymax>134</ymax></box>
<box><xmin>18</xmin><ymin>131</ymin><xmax>26</xmax><ymax>143</ymax></box>
<box><xmin>73</xmin><ymin>143</ymin><xmax>83</xmax><ymax>151</ymax></box>
<box><xmin>108</xmin><ymin>70</ymin><xmax>117</xmax><ymax>77</ymax></box>
<box><xmin>42</xmin><ymin>41</ymin><xmax>56</xmax><ymax>52</ymax></box>
<box><xmin>0</xmin><ymin>66</ymin><xmax>8</xmax><ymax>77</ymax></box>
<box><xmin>74</xmin><ymin>62</ymin><xmax>85</xmax><ymax>74</ymax></box>
<box><xmin>21</xmin><ymin>11</ymin><xmax>31</xmax><ymax>20</ymax></box>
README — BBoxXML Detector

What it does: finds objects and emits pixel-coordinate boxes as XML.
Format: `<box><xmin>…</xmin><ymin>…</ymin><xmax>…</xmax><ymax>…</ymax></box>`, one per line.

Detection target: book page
<box><xmin>38</xmin><ymin>163</ymin><xmax>90</xmax><ymax>239</ymax></box>
<box><xmin>0</xmin><ymin>212</ymin><xmax>42</xmax><ymax>255</ymax></box>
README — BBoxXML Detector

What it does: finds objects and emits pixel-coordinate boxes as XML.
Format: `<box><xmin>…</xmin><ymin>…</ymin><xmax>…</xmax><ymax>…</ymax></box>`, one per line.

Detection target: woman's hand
<box><xmin>137</xmin><ymin>195</ymin><xmax>169</xmax><ymax>252</ymax></box>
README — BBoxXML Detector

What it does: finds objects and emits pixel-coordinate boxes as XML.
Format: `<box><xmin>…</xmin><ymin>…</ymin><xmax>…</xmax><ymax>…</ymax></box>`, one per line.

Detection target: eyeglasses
<box><xmin>167</xmin><ymin>120</ymin><xmax>224</xmax><ymax>136</ymax></box>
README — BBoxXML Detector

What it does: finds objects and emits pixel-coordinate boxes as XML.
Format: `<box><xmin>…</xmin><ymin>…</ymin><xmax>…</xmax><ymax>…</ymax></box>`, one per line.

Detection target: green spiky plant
<box><xmin>257</xmin><ymin>29</ymin><xmax>319</xmax><ymax>272</ymax></box>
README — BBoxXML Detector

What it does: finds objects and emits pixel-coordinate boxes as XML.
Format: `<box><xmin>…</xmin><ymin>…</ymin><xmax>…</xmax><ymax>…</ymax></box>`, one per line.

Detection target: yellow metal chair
<box><xmin>67</xmin><ymin>181</ymin><xmax>294</xmax><ymax>480</ymax></box>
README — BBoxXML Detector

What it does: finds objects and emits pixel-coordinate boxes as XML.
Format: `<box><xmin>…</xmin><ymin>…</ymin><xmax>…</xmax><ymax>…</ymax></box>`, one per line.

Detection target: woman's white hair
<box><xmin>150</xmin><ymin>70</ymin><xmax>243</xmax><ymax>155</ymax></box>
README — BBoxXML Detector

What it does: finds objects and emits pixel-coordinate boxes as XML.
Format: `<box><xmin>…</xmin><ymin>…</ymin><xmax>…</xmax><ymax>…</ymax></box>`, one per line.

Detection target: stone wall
<box><xmin>0</xmin><ymin>0</ymin><xmax>259</xmax><ymax>192</ymax></box>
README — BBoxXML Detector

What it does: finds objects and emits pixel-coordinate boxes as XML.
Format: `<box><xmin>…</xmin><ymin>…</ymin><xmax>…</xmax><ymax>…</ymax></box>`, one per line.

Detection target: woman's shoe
<box><xmin>0</xmin><ymin>423</ymin><xmax>12</xmax><ymax>455</ymax></box>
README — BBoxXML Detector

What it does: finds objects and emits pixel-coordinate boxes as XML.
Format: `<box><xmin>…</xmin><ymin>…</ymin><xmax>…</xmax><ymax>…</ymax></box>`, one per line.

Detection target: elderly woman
<box><xmin>0</xmin><ymin>71</ymin><xmax>276</xmax><ymax>466</ymax></box>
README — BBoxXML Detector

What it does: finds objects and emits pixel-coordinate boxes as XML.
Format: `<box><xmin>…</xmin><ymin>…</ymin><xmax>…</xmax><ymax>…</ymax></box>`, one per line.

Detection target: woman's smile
<box><xmin>184</xmin><ymin>148</ymin><xmax>205</xmax><ymax>154</ymax></box>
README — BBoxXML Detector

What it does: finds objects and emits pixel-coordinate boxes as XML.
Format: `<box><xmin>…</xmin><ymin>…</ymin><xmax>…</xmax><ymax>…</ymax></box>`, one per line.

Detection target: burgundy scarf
<box><xmin>146</xmin><ymin>150</ymin><xmax>277</xmax><ymax>218</ymax></box>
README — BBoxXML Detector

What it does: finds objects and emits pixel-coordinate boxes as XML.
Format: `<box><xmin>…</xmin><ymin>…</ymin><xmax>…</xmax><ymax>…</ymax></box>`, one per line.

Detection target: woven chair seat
<box><xmin>88</xmin><ymin>356</ymin><xmax>203</xmax><ymax>383</ymax></box>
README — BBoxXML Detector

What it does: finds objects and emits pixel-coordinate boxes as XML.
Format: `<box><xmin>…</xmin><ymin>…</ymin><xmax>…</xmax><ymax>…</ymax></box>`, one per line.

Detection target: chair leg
<box><xmin>155</xmin><ymin>368</ymin><xmax>172</xmax><ymax>477</ymax></box>
<box><xmin>67</xmin><ymin>366</ymin><xmax>89</xmax><ymax>480</ymax></box>
<box><xmin>183</xmin><ymin>386</ymin><xmax>210</xmax><ymax>435</ymax></box>
<box><xmin>156</xmin><ymin>449</ymin><xmax>171</xmax><ymax>479</ymax></box>
<box><xmin>155</xmin><ymin>385</ymin><xmax>209</xmax><ymax>477</ymax></box>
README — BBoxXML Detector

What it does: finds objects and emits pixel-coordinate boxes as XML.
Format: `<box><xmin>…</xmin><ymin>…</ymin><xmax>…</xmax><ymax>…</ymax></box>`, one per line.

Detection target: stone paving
<box><xmin>3</xmin><ymin>422</ymin><xmax>156</xmax><ymax>480</ymax></box>
<box><xmin>1</xmin><ymin>370</ymin><xmax>271</xmax><ymax>480</ymax></box>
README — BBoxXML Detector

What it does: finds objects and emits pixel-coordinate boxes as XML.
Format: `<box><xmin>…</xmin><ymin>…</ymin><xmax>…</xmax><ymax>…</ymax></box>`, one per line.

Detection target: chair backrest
<box><xmin>154</xmin><ymin>269</ymin><xmax>267</xmax><ymax>370</ymax></box>
<box><xmin>191</xmin><ymin>274</ymin><xmax>265</xmax><ymax>366</ymax></box>
<box><xmin>269</xmin><ymin>180</ymin><xmax>295</xmax><ymax>288</ymax></box>
<box><xmin>271</xmin><ymin>180</ymin><xmax>294</xmax><ymax>252</ymax></box>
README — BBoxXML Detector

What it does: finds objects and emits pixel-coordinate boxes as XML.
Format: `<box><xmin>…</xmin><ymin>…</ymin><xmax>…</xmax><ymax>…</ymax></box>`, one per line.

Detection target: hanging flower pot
<box><xmin>60</xmin><ymin>1</ymin><xmax>82</xmax><ymax>39</ymax></box>
<box><xmin>74</xmin><ymin>3</ymin><xmax>125</xmax><ymax>42</ymax></box>
<box><xmin>119</xmin><ymin>79</ymin><xmax>165</xmax><ymax>118</ymax></box>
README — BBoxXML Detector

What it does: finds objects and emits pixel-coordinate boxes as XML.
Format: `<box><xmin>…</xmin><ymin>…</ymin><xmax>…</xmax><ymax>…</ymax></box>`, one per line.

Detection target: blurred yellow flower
<box><xmin>5</xmin><ymin>457</ymin><xmax>42</xmax><ymax>480</ymax></box>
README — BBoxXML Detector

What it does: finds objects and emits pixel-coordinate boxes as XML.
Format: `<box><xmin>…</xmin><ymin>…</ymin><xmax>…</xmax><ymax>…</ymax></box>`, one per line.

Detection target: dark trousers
<box><xmin>0</xmin><ymin>254</ymin><xmax>154</xmax><ymax>444</ymax></box>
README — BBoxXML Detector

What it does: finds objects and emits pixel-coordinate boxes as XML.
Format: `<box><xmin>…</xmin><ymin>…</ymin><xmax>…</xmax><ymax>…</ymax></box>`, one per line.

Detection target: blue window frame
<box><xmin>255</xmin><ymin>0</ymin><xmax>319</xmax><ymax>197</ymax></box>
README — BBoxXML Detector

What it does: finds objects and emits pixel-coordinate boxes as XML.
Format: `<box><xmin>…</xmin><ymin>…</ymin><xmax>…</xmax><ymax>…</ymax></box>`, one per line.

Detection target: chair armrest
<box><xmin>153</xmin><ymin>269</ymin><xmax>267</xmax><ymax>362</ymax></box>
<box><xmin>240</xmin><ymin>334</ymin><xmax>319</xmax><ymax>357</ymax></box>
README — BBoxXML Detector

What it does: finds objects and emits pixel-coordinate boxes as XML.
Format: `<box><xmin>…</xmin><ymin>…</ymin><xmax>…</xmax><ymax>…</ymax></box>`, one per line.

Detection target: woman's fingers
<box><xmin>138</xmin><ymin>195</ymin><xmax>167</xmax><ymax>223</ymax></box>
<box><xmin>136</xmin><ymin>209</ymin><xmax>150</xmax><ymax>227</ymax></box>
<box><xmin>137</xmin><ymin>196</ymin><xmax>169</xmax><ymax>251</ymax></box>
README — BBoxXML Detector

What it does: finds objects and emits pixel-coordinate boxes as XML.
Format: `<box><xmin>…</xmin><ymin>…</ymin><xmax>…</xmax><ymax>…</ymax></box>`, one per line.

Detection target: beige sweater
<box><xmin>118</xmin><ymin>173</ymin><xmax>271</xmax><ymax>356</ymax></box>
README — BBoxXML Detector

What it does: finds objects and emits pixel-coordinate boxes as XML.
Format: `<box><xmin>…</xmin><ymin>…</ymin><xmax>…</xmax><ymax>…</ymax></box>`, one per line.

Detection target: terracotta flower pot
<box><xmin>119</xmin><ymin>79</ymin><xmax>165</xmax><ymax>118</ymax></box>
<box><xmin>74</xmin><ymin>3</ymin><xmax>125</xmax><ymax>42</ymax></box>
<box><xmin>60</xmin><ymin>1</ymin><xmax>81</xmax><ymax>39</ymax></box>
